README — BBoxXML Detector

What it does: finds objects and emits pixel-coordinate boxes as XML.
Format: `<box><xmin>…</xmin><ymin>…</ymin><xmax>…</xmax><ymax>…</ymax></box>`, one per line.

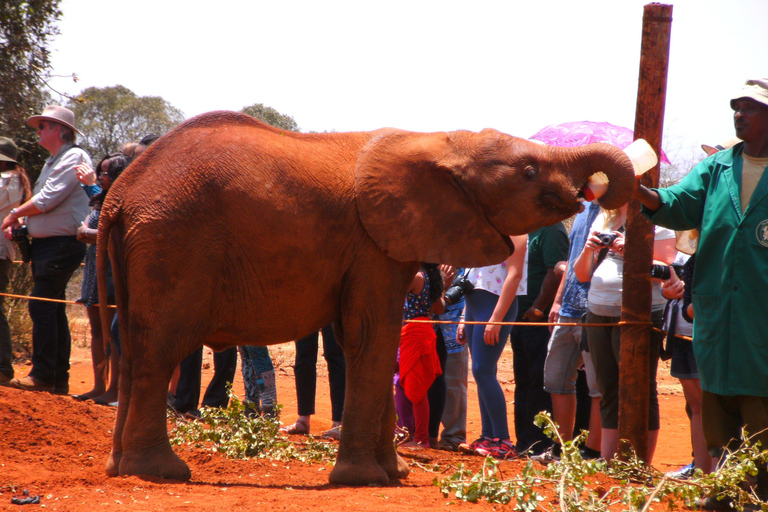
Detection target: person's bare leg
<box><xmin>601</xmin><ymin>428</ymin><xmax>619</xmax><ymax>460</ymax></box>
<box><xmin>92</xmin><ymin>310</ymin><xmax>117</xmax><ymax>404</ymax></box>
<box><xmin>94</xmin><ymin>341</ymin><xmax>119</xmax><ymax>404</ymax></box>
<box><xmin>551</xmin><ymin>393</ymin><xmax>577</xmax><ymax>443</ymax></box>
<box><xmin>169</xmin><ymin>365</ymin><xmax>180</xmax><ymax>396</ymax></box>
<box><xmin>680</xmin><ymin>378</ymin><xmax>711</xmax><ymax>473</ymax></box>
<box><xmin>77</xmin><ymin>306</ymin><xmax>106</xmax><ymax>399</ymax></box>
<box><xmin>647</xmin><ymin>428</ymin><xmax>659</xmax><ymax>464</ymax></box>
<box><xmin>585</xmin><ymin>396</ymin><xmax>602</xmax><ymax>452</ymax></box>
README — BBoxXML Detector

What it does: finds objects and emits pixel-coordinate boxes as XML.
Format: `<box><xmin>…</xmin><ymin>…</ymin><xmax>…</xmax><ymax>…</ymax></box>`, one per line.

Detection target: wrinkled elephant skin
<box><xmin>97</xmin><ymin>111</ymin><xmax>634</xmax><ymax>485</ymax></box>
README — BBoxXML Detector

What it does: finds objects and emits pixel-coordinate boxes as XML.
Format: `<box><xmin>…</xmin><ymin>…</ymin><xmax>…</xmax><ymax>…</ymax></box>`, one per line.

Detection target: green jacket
<box><xmin>644</xmin><ymin>143</ymin><xmax>768</xmax><ymax>396</ymax></box>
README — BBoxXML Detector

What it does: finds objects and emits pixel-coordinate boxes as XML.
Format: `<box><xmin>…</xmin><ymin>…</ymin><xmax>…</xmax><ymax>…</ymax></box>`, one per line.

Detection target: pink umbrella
<box><xmin>530</xmin><ymin>120</ymin><xmax>670</xmax><ymax>164</ymax></box>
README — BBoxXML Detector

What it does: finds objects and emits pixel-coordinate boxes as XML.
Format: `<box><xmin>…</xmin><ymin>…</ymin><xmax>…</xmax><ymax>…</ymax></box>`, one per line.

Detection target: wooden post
<box><xmin>618</xmin><ymin>3</ymin><xmax>673</xmax><ymax>462</ymax></box>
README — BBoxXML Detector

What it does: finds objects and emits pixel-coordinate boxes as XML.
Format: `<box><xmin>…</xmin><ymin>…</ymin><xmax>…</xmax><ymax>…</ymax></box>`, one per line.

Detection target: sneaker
<box><xmin>532</xmin><ymin>445</ymin><xmax>561</xmax><ymax>464</ymax></box>
<box><xmin>476</xmin><ymin>439</ymin><xmax>517</xmax><ymax>460</ymax></box>
<box><xmin>666</xmin><ymin>462</ymin><xmax>696</xmax><ymax>480</ymax></box>
<box><xmin>471</xmin><ymin>438</ymin><xmax>499</xmax><ymax>456</ymax></box>
<box><xmin>458</xmin><ymin>437</ymin><xmax>490</xmax><ymax>455</ymax></box>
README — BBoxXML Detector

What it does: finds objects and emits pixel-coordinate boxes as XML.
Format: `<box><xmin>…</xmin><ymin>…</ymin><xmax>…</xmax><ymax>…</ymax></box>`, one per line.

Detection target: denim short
<box><xmin>543</xmin><ymin>317</ymin><xmax>600</xmax><ymax>397</ymax></box>
<box><xmin>670</xmin><ymin>338</ymin><xmax>698</xmax><ymax>380</ymax></box>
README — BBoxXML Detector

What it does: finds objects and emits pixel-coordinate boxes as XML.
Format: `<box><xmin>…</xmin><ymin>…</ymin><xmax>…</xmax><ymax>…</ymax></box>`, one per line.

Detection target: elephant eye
<box><xmin>524</xmin><ymin>165</ymin><xmax>539</xmax><ymax>180</ymax></box>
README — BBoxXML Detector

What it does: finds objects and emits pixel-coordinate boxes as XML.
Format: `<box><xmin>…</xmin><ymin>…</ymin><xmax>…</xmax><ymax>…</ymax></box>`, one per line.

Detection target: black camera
<box><xmin>10</xmin><ymin>224</ymin><xmax>28</xmax><ymax>243</ymax></box>
<box><xmin>444</xmin><ymin>273</ymin><xmax>474</xmax><ymax>305</ymax></box>
<box><xmin>596</xmin><ymin>232</ymin><xmax>618</xmax><ymax>247</ymax></box>
<box><xmin>649</xmin><ymin>264</ymin><xmax>671</xmax><ymax>280</ymax></box>
<box><xmin>11</xmin><ymin>225</ymin><xmax>31</xmax><ymax>263</ymax></box>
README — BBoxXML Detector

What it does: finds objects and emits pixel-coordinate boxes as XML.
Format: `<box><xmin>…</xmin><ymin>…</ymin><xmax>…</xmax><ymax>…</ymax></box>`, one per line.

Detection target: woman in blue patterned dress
<box><xmin>72</xmin><ymin>153</ymin><xmax>130</xmax><ymax>404</ymax></box>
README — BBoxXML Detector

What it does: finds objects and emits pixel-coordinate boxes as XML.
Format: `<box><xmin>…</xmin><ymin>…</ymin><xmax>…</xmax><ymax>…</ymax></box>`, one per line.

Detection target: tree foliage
<box><xmin>66</xmin><ymin>85</ymin><xmax>185</xmax><ymax>157</ymax></box>
<box><xmin>0</xmin><ymin>0</ymin><xmax>63</xmax><ymax>175</ymax></box>
<box><xmin>240</xmin><ymin>103</ymin><xmax>300</xmax><ymax>132</ymax></box>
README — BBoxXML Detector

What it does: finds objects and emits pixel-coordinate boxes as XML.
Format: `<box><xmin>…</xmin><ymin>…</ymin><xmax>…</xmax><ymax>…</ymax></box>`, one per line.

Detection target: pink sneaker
<box><xmin>458</xmin><ymin>437</ymin><xmax>490</xmax><ymax>454</ymax></box>
<box><xmin>475</xmin><ymin>439</ymin><xmax>518</xmax><ymax>460</ymax></box>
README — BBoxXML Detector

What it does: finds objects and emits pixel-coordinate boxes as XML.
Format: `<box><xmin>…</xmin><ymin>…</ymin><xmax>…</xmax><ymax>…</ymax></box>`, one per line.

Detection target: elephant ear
<box><xmin>354</xmin><ymin>129</ymin><xmax>513</xmax><ymax>267</ymax></box>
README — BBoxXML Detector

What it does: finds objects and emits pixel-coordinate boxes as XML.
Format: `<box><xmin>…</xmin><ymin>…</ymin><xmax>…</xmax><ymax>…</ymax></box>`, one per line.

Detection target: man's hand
<box><xmin>1</xmin><ymin>214</ymin><xmax>21</xmax><ymax>238</ymax></box>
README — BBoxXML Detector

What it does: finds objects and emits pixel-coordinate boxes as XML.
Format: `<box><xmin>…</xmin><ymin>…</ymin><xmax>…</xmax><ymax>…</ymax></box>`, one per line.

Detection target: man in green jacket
<box><xmin>635</xmin><ymin>78</ymin><xmax>768</xmax><ymax>503</ymax></box>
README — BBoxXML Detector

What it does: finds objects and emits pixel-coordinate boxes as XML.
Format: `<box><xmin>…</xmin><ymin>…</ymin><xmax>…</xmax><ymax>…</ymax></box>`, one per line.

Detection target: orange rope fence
<box><xmin>0</xmin><ymin>291</ymin><xmax>694</xmax><ymax>340</ymax></box>
<box><xmin>0</xmin><ymin>291</ymin><xmax>116</xmax><ymax>308</ymax></box>
<box><xmin>404</xmin><ymin>317</ymin><xmax>693</xmax><ymax>342</ymax></box>
<box><xmin>5</xmin><ymin>258</ymin><xmax>695</xmax><ymax>341</ymax></box>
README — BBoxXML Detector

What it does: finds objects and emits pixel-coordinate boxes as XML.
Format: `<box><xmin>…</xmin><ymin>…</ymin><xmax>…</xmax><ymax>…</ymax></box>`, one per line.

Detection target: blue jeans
<box><xmin>28</xmin><ymin>236</ymin><xmax>86</xmax><ymax>386</ymax></box>
<box><xmin>465</xmin><ymin>289</ymin><xmax>517</xmax><ymax>440</ymax></box>
<box><xmin>239</xmin><ymin>345</ymin><xmax>277</xmax><ymax>414</ymax></box>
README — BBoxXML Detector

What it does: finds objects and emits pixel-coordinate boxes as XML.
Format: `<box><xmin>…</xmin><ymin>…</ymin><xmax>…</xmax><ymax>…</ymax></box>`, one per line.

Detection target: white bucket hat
<box><xmin>730</xmin><ymin>78</ymin><xmax>768</xmax><ymax>110</ymax></box>
<box><xmin>26</xmin><ymin>105</ymin><xmax>81</xmax><ymax>134</ymax></box>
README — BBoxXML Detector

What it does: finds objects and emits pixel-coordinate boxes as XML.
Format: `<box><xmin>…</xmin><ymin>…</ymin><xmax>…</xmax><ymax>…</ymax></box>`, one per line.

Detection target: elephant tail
<box><xmin>96</xmin><ymin>194</ymin><xmax>121</xmax><ymax>372</ymax></box>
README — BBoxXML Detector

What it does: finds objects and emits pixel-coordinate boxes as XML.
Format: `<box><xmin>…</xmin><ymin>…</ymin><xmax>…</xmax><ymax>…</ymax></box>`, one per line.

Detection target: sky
<box><xmin>46</xmin><ymin>0</ymin><xmax>767</xmax><ymax>167</ymax></box>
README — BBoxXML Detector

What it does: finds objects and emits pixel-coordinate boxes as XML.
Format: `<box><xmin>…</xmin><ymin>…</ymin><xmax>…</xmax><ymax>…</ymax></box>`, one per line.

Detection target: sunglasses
<box><xmin>36</xmin><ymin>122</ymin><xmax>58</xmax><ymax>132</ymax></box>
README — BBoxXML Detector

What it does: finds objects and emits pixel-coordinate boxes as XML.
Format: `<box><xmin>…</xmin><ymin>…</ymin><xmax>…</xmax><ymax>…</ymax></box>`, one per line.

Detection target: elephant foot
<box><xmin>380</xmin><ymin>450</ymin><xmax>409</xmax><ymax>481</ymax></box>
<box><xmin>329</xmin><ymin>451</ymin><xmax>389</xmax><ymax>486</ymax></box>
<box><xmin>106</xmin><ymin>449</ymin><xmax>122</xmax><ymax>477</ymax></box>
<box><xmin>119</xmin><ymin>444</ymin><xmax>191</xmax><ymax>481</ymax></box>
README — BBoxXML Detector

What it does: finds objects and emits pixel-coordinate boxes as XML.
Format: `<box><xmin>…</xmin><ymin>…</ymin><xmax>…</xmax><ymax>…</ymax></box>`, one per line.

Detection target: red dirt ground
<box><xmin>0</xmin><ymin>343</ymin><xmax>693</xmax><ymax>511</ymax></box>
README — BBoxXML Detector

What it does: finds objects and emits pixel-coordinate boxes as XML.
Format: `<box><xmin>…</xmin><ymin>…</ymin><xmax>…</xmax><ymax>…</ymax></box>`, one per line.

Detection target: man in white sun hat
<box><xmin>0</xmin><ymin>105</ymin><xmax>90</xmax><ymax>394</ymax></box>
<box><xmin>635</xmin><ymin>78</ymin><xmax>768</xmax><ymax>507</ymax></box>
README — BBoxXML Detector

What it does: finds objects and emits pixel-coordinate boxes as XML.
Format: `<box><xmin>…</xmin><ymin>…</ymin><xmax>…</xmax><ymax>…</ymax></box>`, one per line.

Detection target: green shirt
<box><xmin>516</xmin><ymin>223</ymin><xmax>569</xmax><ymax>320</ymax></box>
<box><xmin>644</xmin><ymin>143</ymin><xmax>768</xmax><ymax>396</ymax></box>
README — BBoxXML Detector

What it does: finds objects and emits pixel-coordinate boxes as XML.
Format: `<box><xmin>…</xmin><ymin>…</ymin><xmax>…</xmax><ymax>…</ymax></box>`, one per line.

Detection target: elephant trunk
<box><xmin>555</xmin><ymin>143</ymin><xmax>636</xmax><ymax>211</ymax></box>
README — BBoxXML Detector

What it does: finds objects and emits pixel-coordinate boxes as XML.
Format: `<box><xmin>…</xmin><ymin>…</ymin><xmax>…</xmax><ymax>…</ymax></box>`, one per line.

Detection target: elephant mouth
<box><xmin>539</xmin><ymin>191</ymin><xmax>583</xmax><ymax>218</ymax></box>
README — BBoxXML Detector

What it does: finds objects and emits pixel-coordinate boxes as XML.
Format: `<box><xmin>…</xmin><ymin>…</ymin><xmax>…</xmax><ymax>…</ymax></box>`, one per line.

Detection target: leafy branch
<box><xmin>169</xmin><ymin>388</ymin><xmax>337</xmax><ymax>464</ymax></box>
<box><xmin>436</xmin><ymin>412</ymin><xmax>768</xmax><ymax>511</ymax></box>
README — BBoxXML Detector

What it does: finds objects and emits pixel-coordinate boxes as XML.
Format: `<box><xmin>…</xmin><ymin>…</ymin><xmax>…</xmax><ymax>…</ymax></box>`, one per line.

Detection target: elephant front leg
<box><xmin>375</xmin><ymin>384</ymin><xmax>409</xmax><ymax>480</ymax></box>
<box><xmin>329</xmin><ymin>298</ymin><xmax>409</xmax><ymax>485</ymax></box>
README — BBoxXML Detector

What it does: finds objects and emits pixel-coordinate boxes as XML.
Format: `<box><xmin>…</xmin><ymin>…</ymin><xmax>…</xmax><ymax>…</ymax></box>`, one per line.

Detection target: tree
<box><xmin>240</xmin><ymin>103</ymin><xmax>300</xmax><ymax>132</ymax></box>
<box><xmin>66</xmin><ymin>85</ymin><xmax>185</xmax><ymax>157</ymax></box>
<box><xmin>0</xmin><ymin>0</ymin><xmax>63</xmax><ymax>176</ymax></box>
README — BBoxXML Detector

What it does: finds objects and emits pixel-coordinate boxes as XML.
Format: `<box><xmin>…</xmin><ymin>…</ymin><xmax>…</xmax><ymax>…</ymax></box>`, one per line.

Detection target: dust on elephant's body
<box><xmin>97</xmin><ymin>111</ymin><xmax>635</xmax><ymax>485</ymax></box>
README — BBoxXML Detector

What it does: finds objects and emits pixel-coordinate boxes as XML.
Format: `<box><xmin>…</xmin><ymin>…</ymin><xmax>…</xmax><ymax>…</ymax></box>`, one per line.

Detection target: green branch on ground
<box><xmin>169</xmin><ymin>388</ymin><xmax>336</xmax><ymax>464</ymax></box>
<box><xmin>436</xmin><ymin>412</ymin><xmax>768</xmax><ymax>511</ymax></box>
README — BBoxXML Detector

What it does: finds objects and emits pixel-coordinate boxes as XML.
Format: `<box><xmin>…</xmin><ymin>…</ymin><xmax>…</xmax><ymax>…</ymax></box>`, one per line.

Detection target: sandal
<box><xmin>279</xmin><ymin>418</ymin><xmax>310</xmax><ymax>435</ymax></box>
<box><xmin>321</xmin><ymin>425</ymin><xmax>341</xmax><ymax>441</ymax></box>
<box><xmin>399</xmin><ymin>440</ymin><xmax>429</xmax><ymax>450</ymax></box>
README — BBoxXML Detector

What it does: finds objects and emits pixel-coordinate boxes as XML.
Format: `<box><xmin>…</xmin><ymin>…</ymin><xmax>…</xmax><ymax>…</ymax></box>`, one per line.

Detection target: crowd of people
<box><xmin>1</xmin><ymin>77</ymin><xmax>767</xmax><ymax>509</ymax></box>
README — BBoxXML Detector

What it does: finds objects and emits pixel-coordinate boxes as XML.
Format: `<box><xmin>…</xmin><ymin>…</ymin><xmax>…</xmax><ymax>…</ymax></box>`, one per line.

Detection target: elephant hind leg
<box><xmin>115</xmin><ymin>324</ymin><xmax>192</xmax><ymax>481</ymax></box>
<box><xmin>119</xmin><ymin>443</ymin><xmax>191</xmax><ymax>481</ymax></box>
<box><xmin>106</xmin><ymin>323</ymin><xmax>132</xmax><ymax>477</ymax></box>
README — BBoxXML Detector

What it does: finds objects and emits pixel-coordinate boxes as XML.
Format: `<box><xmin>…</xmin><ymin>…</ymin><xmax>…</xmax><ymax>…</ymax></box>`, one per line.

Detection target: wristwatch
<box><xmin>531</xmin><ymin>307</ymin><xmax>545</xmax><ymax>318</ymax></box>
